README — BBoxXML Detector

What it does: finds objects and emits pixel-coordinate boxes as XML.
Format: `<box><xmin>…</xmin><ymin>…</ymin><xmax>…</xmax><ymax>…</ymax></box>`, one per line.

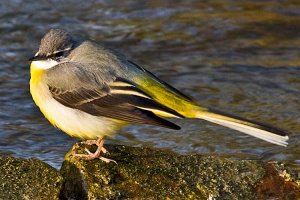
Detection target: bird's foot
<box><xmin>80</xmin><ymin>139</ymin><xmax>109</xmax><ymax>154</ymax></box>
<box><xmin>73</xmin><ymin>138</ymin><xmax>116</xmax><ymax>163</ymax></box>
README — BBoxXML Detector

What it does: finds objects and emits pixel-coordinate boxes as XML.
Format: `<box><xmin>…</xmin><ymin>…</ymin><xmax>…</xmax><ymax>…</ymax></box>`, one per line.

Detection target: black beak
<box><xmin>28</xmin><ymin>55</ymin><xmax>47</xmax><ymax>61</ymax></box>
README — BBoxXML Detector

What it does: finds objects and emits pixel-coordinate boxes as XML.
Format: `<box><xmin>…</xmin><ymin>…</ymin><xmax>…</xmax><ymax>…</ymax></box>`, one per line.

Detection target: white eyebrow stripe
<box><xmin>53</xmin><ymin>47</ymin><xmax>71</xmax><ymax>54</ymax></box>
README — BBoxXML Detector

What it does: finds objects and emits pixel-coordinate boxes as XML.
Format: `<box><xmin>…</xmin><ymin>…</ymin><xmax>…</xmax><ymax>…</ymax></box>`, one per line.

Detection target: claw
<box><xmin>101</xmin><ymin>147</ymin><xmax>109</xmax><ymax>154</ymax></box>
<box><xmin>84</xmin><ymin>148</ymin><xmax>92</xmax><ymax>155</ymax></box>
<box><xmin>100</xmin><ymin>157</ymin><xmax>117</xmax><ymax>164</ymax></box>
<box><xmin>73</xmin><ymin>138</ymin><xmax>116</xmax><ymax>163</ymax></box>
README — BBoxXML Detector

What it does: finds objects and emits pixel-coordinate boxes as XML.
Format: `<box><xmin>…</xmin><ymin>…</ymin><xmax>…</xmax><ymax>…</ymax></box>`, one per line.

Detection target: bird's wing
<box><xmin>44</xmin><ymin>62</ymin><xmax>182</xmax><ymax>130</ymax></box>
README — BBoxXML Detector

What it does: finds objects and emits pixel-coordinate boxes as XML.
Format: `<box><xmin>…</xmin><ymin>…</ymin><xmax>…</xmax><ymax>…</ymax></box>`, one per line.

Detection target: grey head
<box><xmin>29</xmin><ymin>29</ymin><xmax>75</xmax><ymax>61</ymax></box>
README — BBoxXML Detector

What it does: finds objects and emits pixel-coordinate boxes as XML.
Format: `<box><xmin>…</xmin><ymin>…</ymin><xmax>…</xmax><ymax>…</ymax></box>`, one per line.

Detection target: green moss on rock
<box><xmin>0</xmin><ymin>156</ymin><xmax>62</xmax><ymax>200</ymax></box>
<box><xmin>60</xmin><ymin>144</ymin><xmax>267</xmax><ymax>199</ymax></box>
<box><xmin>1</xmin><ymin>145</ymin><xmax>299</xmax><ymax>199</ymax></box>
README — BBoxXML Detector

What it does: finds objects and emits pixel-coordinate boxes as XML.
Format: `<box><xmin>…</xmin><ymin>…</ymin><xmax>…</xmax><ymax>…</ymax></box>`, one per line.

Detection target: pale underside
<box><xmin>31</xmin><ymin>81</ymin><xmax>126</xmax><ymax>139</ymax></box>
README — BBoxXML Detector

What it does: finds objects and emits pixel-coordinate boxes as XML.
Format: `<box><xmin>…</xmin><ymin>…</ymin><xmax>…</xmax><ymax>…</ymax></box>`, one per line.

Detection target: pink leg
<box><xmin>73</xmin><ymin>138</ymin><xmax>116</xmax><ymax>163</ymax></box>
<box><xmin>80</xmin><ymin>139</ymin><xmax>109</xmax><ymax>154</ymax></box>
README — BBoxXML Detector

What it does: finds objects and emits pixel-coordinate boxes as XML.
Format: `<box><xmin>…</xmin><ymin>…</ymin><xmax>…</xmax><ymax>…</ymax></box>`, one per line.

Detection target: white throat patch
<box><xmin>31</xmin><ymin>59</ymin><xmax>59</xmax><ymax>70</ymax></box>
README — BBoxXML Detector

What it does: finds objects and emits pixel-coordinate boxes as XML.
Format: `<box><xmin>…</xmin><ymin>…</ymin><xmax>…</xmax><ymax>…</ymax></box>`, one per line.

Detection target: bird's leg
<box><xmin>80</xmin><ymin>139</ymin><xmax>109</xmax><ymax>154</ymax></box>
<box><xmin>73</xmin><ymin>138</ymin><xmax>116</xmax><ymax>163</ymax></box>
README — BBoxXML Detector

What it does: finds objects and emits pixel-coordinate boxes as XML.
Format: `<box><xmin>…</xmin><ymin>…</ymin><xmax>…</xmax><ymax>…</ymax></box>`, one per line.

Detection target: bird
<box><xmin>29</xmin><ymin>29</ymin><xmax>289</xmax><ymax>162</ymax></box>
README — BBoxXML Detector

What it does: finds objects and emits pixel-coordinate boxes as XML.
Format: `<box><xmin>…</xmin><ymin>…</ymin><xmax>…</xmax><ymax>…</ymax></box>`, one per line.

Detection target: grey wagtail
<box><xmin>29</xmin><ymin>29</ymin><xmax>289</xmax><ymax>162</ymax></box>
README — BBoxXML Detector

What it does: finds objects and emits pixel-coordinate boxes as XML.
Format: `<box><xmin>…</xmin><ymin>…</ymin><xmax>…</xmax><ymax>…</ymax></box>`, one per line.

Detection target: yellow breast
<box><xmin>30</xmin><ymin>62</ymin><xmax>57</xmax><ymax>126</ymax></box>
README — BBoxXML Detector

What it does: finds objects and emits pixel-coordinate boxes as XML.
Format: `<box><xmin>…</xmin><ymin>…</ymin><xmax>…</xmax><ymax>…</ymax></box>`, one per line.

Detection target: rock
<box><xmin>0</xmin><ymin>156</ymin><xmax>63</xmax><ymax>200</ymax></box>
<box><xmin>60</xmin><ymin>143</ymin><xmax>300</xmax><ymax>199</ymax></box>
<box><xmin>256</xmin><ymin>163</ymin><xmax>300</xmax><ymax>199</ymax></box>
<box><xmin>1</xmin><ymin>145</ymin><xmax>299</xmax><ymax>200</ymax></box>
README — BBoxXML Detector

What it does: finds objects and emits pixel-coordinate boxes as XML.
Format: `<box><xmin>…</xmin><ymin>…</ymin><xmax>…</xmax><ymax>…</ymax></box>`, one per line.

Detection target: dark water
<box><xmin>0</xmin><ymin>1</ymin><xmax>299</xmax><ymax>169</ymax></box>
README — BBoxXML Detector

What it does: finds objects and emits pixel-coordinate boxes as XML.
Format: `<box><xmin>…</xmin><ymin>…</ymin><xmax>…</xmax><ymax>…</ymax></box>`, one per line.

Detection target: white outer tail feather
<box><xmin>197</xmin><ymin>114</ymin><xmax>289</xmax><ymax>147</ymax></box>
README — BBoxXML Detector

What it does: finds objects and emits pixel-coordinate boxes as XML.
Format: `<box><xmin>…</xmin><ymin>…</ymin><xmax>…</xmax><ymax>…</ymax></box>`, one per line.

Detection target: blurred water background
<box><xmin>0</xmin><ymin>0</ymin><xmax>299</xmax><ymax>169</ymax></box>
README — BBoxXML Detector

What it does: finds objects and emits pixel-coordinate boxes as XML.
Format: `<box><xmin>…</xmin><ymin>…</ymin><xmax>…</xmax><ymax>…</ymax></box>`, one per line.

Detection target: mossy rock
<box><xmin>0</xmin><ymin>156</ymin><xmax>63</xmax><ymax>200</ymax></box>
<box><xmin>61</xmin><ymin>144</ymin><xmax>300</xmax><ymax>199</ymax></box>
<box><xmin>1</xmin><ymin>145</ymin><xmax>299</xmax><ymax>199</ymax></box>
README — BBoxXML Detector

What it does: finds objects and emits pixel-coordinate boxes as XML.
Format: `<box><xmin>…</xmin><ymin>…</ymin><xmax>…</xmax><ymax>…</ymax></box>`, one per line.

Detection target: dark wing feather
<box><xmin>76</xmin><ymin>97</ymin><xmax>180</xmax><ymax>130</ymax></box>
<box><xmin>44</xmin><ymin>62</ymin><xmax>181</xmax><ymax>130</ymax></box>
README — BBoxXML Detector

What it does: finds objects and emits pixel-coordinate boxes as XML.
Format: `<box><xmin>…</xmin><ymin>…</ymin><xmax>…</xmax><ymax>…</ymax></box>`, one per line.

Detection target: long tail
<box><xmin>195</xmin><ymin>109</ymin><xmax>289</xmax><ymax>146</ymax></box>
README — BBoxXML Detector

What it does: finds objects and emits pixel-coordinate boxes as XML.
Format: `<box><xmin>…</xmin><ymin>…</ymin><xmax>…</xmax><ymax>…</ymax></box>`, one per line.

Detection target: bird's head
<box><xmin>29</xmin><ymin>29</ymin><xmax>74</xmax><ymax>69</ymax></box>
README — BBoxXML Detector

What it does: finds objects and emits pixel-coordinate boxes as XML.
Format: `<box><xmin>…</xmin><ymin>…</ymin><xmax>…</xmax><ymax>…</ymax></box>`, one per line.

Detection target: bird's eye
<box><xmin>54</xmin><ymin>51</ymin><xmax>64</xmax><ymax>58</ymax></box>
